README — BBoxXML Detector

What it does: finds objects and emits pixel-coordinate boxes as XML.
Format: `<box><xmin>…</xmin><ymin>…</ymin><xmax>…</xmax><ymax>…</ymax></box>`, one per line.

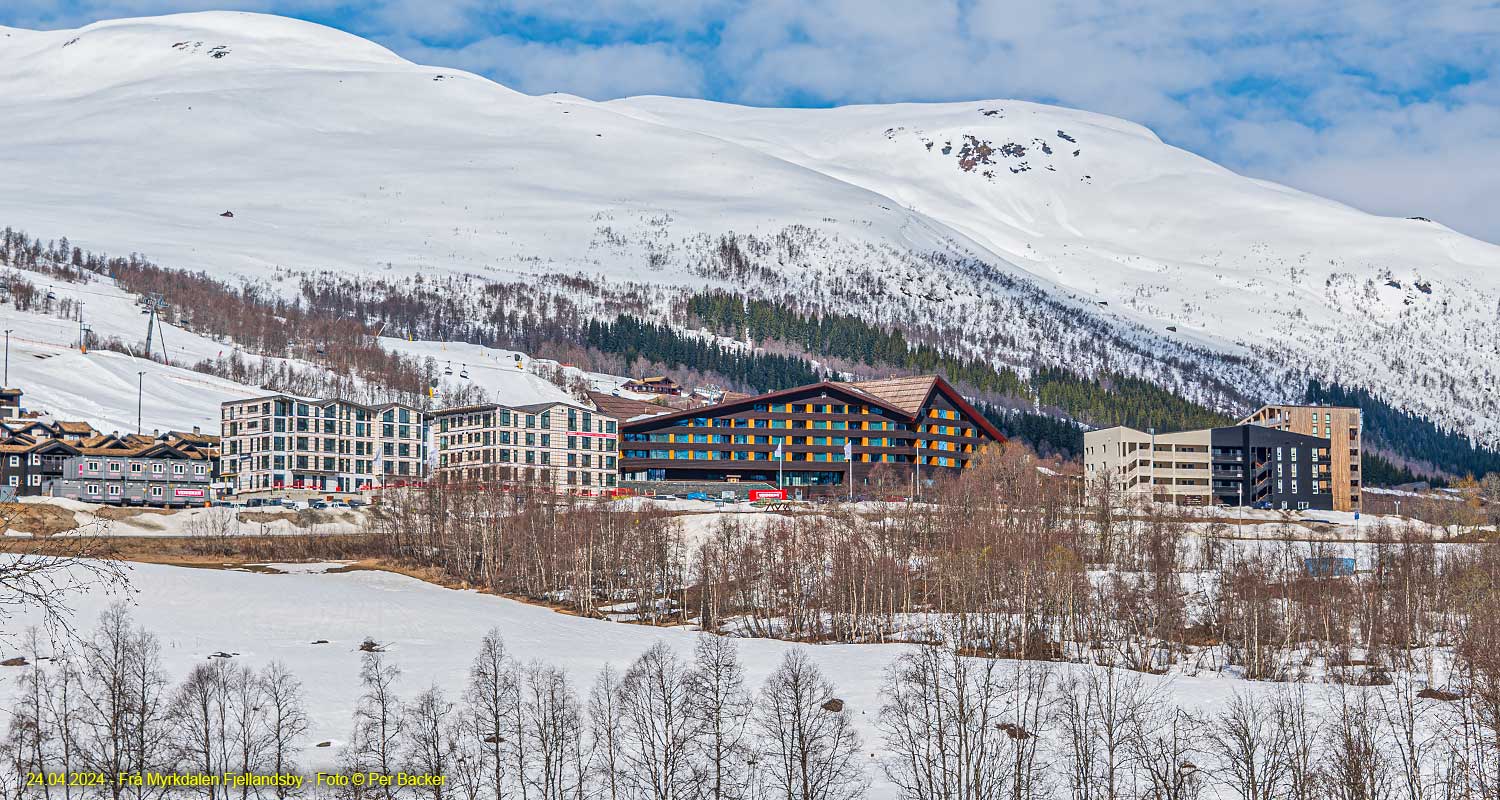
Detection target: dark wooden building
<box><xmin>0</xmin><ymin>439</ymin><xmax>79</xmax><ymax>496</ymax></box>
<box><xmin>619</xmin><ymin>375</ymin><xmax>1004</xmax><ymax>491</ymax></box>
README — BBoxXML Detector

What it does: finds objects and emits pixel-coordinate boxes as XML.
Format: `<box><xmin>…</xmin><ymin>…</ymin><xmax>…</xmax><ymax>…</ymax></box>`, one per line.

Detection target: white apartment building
<box><xmin>432</xmin><ymin>399</ymin><xmax>620</xmax><ymax>496</ymax></box>
<box><xmin>220</xmin><ymin>394</ymin><xmax>427</xmax><ymax>494</ymax></box>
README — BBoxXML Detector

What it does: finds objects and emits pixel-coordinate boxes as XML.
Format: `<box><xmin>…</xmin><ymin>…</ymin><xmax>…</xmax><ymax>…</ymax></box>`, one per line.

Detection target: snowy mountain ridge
<box><xmin>2</xmin><ymin>11</ymin><xmax>1497</xmax><ymax>446</ymax></box>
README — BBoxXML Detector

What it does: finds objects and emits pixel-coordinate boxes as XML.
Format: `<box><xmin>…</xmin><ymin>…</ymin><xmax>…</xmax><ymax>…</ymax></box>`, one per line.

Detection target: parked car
<box><xmin>308</xmin><ymin>499</ymin><xmax>329</xmax><ymax>510</ymax></box>
<box><xmin>347</xmin><ymin>499</ymin><xmax>368</xmax><ymax>508</ymax></box>
<box><xmin>685</xmin><ymin>492</ymin><xmax>710</xmax><ymax>501</ymax></box>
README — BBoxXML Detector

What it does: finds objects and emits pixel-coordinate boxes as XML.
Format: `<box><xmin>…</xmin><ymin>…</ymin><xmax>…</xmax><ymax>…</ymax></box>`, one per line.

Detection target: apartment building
<box><xmin>219</xmin><ymin>394</ymin><xmax>427</xmax><ymax>495</ymax></box>
<box><xmin>1083</xmin><ymin>424</ymin><xmax>1333</xmax><ymax>510</ymax></box>
<box><xmin>431</xmin><ymin>399</ymin><xmax>621</xmax><ymax>495</ymax></box>
<box><xmin>0</xmin><ymin>438</ymin><xmax>79</xmax><ymax>496</ymax></box>
<box><xmin>48</xmin><ymin>440</ymin><xmax>214</xmax><ymax>506</ymax></box>
<box><xmin>618</xmin><ymin>376</ymin><xmax>1005</xmax><ymax>492</ymax></box>
<box><xmin>1241</xmin><ymin>404</ymin><xmax>1362</xmax><ymax>512</ymax></box>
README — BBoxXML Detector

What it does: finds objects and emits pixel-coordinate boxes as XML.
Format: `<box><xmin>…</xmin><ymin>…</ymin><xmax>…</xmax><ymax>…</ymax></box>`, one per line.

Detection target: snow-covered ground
<box><xmin>0</xmin><ymin>11</ymin><xmax>1496</xmax><ymax>446</ymax></box>
<box><xmin>0</xmin><ymin>561</ymin><xmax>1337</xmax><ymax>796</ymax></box>
<box><xmin>5</xmin><ymin>497</ymin><xmax>368</xmax><ymax>538</ymax></box>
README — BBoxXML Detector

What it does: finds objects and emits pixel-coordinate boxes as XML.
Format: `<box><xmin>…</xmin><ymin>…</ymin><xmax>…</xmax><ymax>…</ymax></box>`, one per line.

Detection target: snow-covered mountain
<box><xmin>2</xmin><ymin>12</ymin><xmax>1497</xmax><ymax>445</ymax></box>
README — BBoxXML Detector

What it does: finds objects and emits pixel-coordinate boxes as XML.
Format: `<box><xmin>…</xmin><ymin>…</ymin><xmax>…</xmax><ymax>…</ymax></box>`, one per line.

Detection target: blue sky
<box><xmin>7</xmin><ymin>0</ymin><xmax>1500</xmax><ymax>244</ymax></box>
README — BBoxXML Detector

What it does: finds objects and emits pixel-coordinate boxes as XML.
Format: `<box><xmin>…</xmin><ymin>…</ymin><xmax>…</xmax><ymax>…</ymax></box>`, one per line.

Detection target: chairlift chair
<box><xmin>460</xmin><ymin>364</ymin><xmax>470</xmax><ymax>379</ymax></box>
<box><xmin>444</xmin><ymin>361</ymin><xmax>454</xmax><ymax>376</ymax></box>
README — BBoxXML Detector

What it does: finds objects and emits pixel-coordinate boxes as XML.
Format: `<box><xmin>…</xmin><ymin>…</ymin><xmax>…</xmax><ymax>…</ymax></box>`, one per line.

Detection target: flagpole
<box><xmin>845</xmin><ymin>438</ymin><xmax>853</xmax><ymax>504</ymax></box>
<box><xmin>777</xmin><ymin>436</ymin><xmax>783</xmax><ymax>493</ymax></box>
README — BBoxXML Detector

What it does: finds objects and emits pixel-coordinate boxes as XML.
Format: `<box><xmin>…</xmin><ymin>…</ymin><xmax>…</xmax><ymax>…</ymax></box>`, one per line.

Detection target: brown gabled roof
<box><xmin>617</xmin><ymin>375</ymin><xmax>1007</xmax><ymax>443</ymax></box>
<box><xmin>619</xmin><ymin>380</ymin><xmax>913</xmax><ymax>430</ymax></box>
<box><xmin>74</xmin><ymin>441</ymin><xmax>200</xmax><ymax>460</ymax></box>
<box><xmin>843</xmin><ymin>376</ymin><xmax>940</xmax><ymax>416</ymax></box>
<box><xmin>55</xmin><ymin>421</ymin><xmax>96</xmax><ymax>435</ymax></box>
<box><xmin>0</xmin><ymin>439</ymin><xmax>80</xmax><ymax>455</ymax></box>
<box><xmin>166</xmin><ymin>430</ymin><xmax>216</xmax><ymax>443</ymax></box>
<box><xmin>587</xmin><ymin>391</ymin><xmax>670</xmax><ymax>422</ymax></box>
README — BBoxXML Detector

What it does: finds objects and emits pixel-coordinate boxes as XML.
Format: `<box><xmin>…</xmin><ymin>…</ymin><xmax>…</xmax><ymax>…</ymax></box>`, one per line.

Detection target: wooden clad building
<box><xmin>1241</xmin><ymin>404</ymin><xmax>1362</xmax><ymax>512</ymax></box>
<box><xmin>618</xmin><ymin>375</ymin><xmax>1004</xmax><ymax>491</ymax></box>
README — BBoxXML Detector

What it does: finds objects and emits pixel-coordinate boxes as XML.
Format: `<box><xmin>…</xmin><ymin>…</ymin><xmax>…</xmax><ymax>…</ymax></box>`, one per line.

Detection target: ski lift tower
<box><xmin>142</xmin><ymin>293</ymin><xmax>167</xmax><ymax>360</ymax></box>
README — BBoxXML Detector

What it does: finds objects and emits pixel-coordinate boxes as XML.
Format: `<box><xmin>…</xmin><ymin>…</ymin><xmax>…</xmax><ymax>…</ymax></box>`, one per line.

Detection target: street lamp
<box><xmin>136</xmin><ymin>371</ymin><xmax>147</xmax><ymax>435</ymax></box>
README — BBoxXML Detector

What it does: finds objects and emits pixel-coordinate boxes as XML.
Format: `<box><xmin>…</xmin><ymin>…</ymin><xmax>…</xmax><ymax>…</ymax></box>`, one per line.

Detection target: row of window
<box><xmin>439</xmin><ymin>431</ymin><xmax>614</xmax><ymax>451</ymax></box>
<box><xmin>436</xmin><ymin>409</ymin><xmax>618</xmax><ymax>435</ymax></box>
<box><xmin>225</xmin><ymin>401</ymin><xmax>417</xmax><ymax>425</ymax></box>
<box><xmin>228</xmin><ymin>455</ymin><xmax>418</xmax><ymax>477</ymax></box>
<box><xmin>229</xmin><ymin>436</ymin><xmax>419</xmax><ymax>459</ymax></box>
<box><xmin>79</xmin><ymin>460</ymin><xmax>208</xmax><ymax>477</ymax></box>
<box><xmin>76</xmin><ymin>483</ymin><xmax>195</xmax><ymax>499</ymax></box>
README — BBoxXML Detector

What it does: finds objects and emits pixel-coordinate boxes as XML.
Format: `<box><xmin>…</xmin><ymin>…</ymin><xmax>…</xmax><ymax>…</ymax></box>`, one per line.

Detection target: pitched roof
<box><xmin>55</xmin><ymin>421</ymin><xmax>96</xmax><ymax>434</ymax></box>
<box><xmin>166</xmin><ymin>430</ymin><xmax>216</xmax><ymax>444</ymax></box>
<box><xmin>842</xmin><ymin>376</ymin><xmax>940</xmax><ymax>416</ymax></box>
<box><xmin>617</xmin><ymin>375</ymin><xmax>1007</xmax><ymax>443</ymax></box>
<box><xmin>587</xmin><ymin>391</ymin><xmax>671</xmax><ymax>422</ymax></box>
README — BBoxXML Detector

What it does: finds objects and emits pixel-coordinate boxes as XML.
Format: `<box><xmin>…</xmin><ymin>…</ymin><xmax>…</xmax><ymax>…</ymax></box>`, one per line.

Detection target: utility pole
<box><xmin>78</xmin><ymin>301</ymin><xmax>86</xmax><ymax>352</ymax></box>
<box><xmin>136</xmin><ymin>371</ymin><xmax>146</xmax><ymax>435</ymax></box>
<box><xmin>3</xmin><ymin>329</ymin><xmax>11</xmax><ymax>387</ymax></box>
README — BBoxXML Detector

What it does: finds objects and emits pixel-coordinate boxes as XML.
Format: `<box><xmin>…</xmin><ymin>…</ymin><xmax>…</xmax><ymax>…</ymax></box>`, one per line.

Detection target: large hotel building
<box><xmin>1082</xmin><ymin>404</ymin><xmax>1362</xmax><ymax>511</ymax></box>
<box><xmin>430</xmin><ymin>398</ymin><xmax>622</xmax><ymax>496</ymax></box>
<box><xmin>220</xmin><ymin>394</ymin><xmax>428</xmax><ymax>494</ymax></box>
<box><xmin>617</xmin><ymin>376</ymin><xmax>1004</xmax><ymax>490</ymax></box>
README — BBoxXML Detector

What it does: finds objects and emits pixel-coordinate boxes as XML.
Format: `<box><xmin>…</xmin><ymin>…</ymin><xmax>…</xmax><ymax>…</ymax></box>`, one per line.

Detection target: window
<box><xmin>86</xmin><ymin>483</ymin><xmax>100</xmax><ymax>495</ymax></box>
<box><xmin>150</xmin><ymin>486</ymin><xmax>163</xmax><ymax>497</ymax></box>
<box><xmin>6</xmin><ymin>455</ymin><xmax>17</xmax><ymax>468</ymax></box>
<box><xmin>131</xmin><ymin>463</ymin><xmax>143</xmax><ymax>474</ymax></box>
<box><xmin>108</xmin><ymin>484</ymin><xmax>122</xmax><ymax>496</ymax></box>
<box><xmin>6</xmin><ymin>476</ymin><xmax>16</xmax><ymax>487</ymax></box>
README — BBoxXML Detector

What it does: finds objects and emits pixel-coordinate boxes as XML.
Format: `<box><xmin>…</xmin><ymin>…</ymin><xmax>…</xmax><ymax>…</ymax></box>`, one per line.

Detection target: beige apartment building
<box><xmin>220</xmin><ymin>394</ymin><xmax>427</xmax><ymax>494</ymax></box>
<box><xmin>1084</xmin><ymin>421</ymin><xmax>1336</xmax><ymax>510</ymax></box>
<box><xmin>432</xmin><ymin>399</ymin><xmax>621</xmax><ymax>496</ymax></box>
<box><xmin>1240</xmin><ymin>404</ymin><xmax>1361</xmax><ymax>512</ymax></box>
<box><xmin>1083</xmin><ymin>426</ymin><xmax>1216</xmax><ymax>506</ymax></box>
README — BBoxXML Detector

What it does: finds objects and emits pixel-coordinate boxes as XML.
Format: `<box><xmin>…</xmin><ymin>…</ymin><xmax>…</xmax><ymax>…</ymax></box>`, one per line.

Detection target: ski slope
<box><xmin>0</xmin><ymin>270</ymin><xmax>608</xmax><ymax>433</ymax></box>
<box><xmin>0</xmin><ymin>271</ymin><xmax>263</xmax><ymax>433</ymax></box>
<box><xmin>1</xmin><ymin>12</ymin><xmax>1497</xmax><ymax>444</ymax></box>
